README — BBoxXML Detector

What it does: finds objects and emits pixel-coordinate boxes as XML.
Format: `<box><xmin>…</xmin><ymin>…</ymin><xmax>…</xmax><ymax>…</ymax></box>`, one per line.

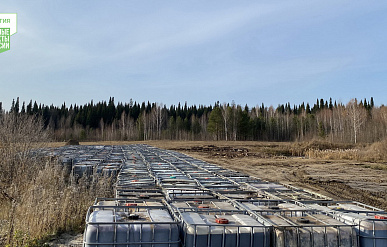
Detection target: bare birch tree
<box><xmin>221</xmin><ymin>103</ymin><xmax>229</xmax><ymax>141</ymax></box>
<box><xmin>347</xmin><ymin>99</ymin><xmax>367</xmax><ymax>143</ymax></box>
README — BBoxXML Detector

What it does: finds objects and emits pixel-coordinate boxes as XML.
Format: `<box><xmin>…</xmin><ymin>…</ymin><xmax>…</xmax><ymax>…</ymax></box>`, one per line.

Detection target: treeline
<box><xmin>2</xmin><ymin>97</ymin><xmax>385</xmax><ymax>143</ymax></box>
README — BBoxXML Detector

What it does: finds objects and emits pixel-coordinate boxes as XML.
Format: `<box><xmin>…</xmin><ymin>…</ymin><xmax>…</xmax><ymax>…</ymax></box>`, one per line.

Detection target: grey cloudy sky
<box><xmin>1</xmin><ymin>0</ymin><xmax>387</xmax><ymax>110</ymax></box>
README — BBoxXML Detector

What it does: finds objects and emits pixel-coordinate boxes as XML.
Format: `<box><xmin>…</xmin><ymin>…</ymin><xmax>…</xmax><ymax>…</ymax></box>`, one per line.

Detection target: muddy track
<box><xmin>296</xmin><ymin>179</ymin><xmax>387</xmax><ymax>211</ymax></box>
<box><xmin>174</xmin><ymin>145</ymin><xmax>249</xmax><ymax>158</ymax></box>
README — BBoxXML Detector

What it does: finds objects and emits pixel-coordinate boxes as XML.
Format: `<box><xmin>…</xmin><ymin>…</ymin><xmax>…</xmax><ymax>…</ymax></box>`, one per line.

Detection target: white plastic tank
<box><xmin>259</xmin><ymin>212</ymin><xmax>357</xmax><ymax>247</ymax></box>
<box><xmin>171</xmin><ymin>200</ymin><xmax>238</xmax><ymax>211</ymax></box>
<box><xmin>84</xmin><ymin>207</ymin><xmax>180</xmax><ymax>247</ymax></box>
<box><xmin>72</xmin><ymin>164</ymin><xmax>93</xmax><ymax>178</ymax></box>
<box><xmin>334</xmin><ymin>212</ymin><xmax>387</xmax><ymax>247</ymax></box>
<box><xmin>180</xmin><ymin>212</ymin><xmax>270</xmax><ymax>247</ymax></box>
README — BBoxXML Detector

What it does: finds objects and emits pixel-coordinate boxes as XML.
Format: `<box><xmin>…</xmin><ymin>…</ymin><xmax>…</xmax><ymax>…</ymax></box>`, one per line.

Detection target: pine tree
<box><xmin>237</xmin><ymin>107</ymin><xmax>250</xmax><ymax>140</ymax></box>
<box><xmin>15</xmin><ymin>97</ymin><xmax>20</xmax><ymax>114</ymax></box>
<box><xmin>21</xmin><ymin>102</ymin><xmax>26</xmax><ymax>114</ymax></box>
<box><xmin>10</xmin><ymin>99</ymin><xmax>15</xmax><ymax>113</ymax></box>
<box><xmin>306</xmin><ymin>103</ymin><xmax>311</xmax><ymax>114</ymax></box>
<box><xmin>329</xmin><ymin>98</ymin><xmax>333</xmax><ymax>110</ymax></box>
<box><xmin>27</xmin><ymin>100</ymin><xmax>32</xmax><ymax>115</ymax></box>
<box><xmin>363</xmin><ymin>98</ymin><xmax>368</xmax><ymax>109</ymax></box>
<box><xmin>320</xmin><ymin>98</ymin><xmax>325</xmax><ymax>109</ymax></box>
<box><xmin>33</xmin><ymin>101</ymin><xmax>39</xmax><ymax>114</ymax></box>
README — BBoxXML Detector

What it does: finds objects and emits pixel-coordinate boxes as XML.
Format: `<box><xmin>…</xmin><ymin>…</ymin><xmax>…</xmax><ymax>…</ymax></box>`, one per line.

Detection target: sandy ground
<box><xmin>47</xmin><ymin>233</ymin><xmax>83</xmax><ymax>246</ymax></box>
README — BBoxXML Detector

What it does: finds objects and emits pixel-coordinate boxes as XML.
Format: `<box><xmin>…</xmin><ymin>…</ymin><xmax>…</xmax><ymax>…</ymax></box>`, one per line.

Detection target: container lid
<box><xmin>216</xmin><ymin>218</ymin><xmax>229</xmax><ymax>224</ymax></box>
<box><xmin>375</xmin><ymin>215</ymin><xmax>387</xmax><ymax>220</ymax></box>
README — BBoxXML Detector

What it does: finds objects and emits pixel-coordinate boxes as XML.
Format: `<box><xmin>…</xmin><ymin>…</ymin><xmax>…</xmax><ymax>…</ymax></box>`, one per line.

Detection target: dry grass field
<box><xmin>55</xmin><ymin>140</ymin><xmax>387</xmax><ymax>210</ymax></box>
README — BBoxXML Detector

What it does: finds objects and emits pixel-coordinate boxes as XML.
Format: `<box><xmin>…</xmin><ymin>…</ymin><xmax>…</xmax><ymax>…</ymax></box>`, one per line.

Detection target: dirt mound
<box><xmin>65</xmin><ymin>139</ymin><xmax>80</xmax><ymax>145</ymax></box>
<box><xmin>174</xmin><ymin>145</ymin><xmax>248</xmax><ymax>158</ymax></box>
<box><xmin>289</xmin><ymin>140</ymin><xmax>355</xmax><ymax>156</ymax></box>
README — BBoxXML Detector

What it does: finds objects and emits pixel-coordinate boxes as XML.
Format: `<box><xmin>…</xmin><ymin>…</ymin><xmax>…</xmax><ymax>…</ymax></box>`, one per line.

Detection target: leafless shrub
<box><xmin>289</xmin><ymin>140</ymin><xmax>354</xmax><ymax>157</ymax></box>
<box><xmin>303</xmin><ymin>138</ymin><xmax>387</xmax><ymax>164</ymax></box>
<box><xmin>305</xmin><ymin>148</ymin><xmax>360</xmax><ymax>160</ymax></box>
<box><xmin>0</xmin><ymin>113</ymin><xmax>113</xmax><ymax>246</ymax></box>
<box><xmin>363</xmin><ymin>138</ymin><xmax>387</xmax><ymax>162</ymax></box>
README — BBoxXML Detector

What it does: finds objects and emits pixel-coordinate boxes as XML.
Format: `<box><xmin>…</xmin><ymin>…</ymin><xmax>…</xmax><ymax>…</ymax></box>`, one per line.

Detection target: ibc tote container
<box><xmin>239</xmin><ymin>200</ymin><xmax>312</xmax><ymax>218</ymax></box>
<box><xmin>216</xmin><ymin>189</ymin><xmax>263</xmax><ymax>200</ymax></box>
<box><xmin>186</xmin><ymin>171</ymin><xmax>214</xmax><ymax>178</ymax></box>
<box><xmin>102</xmin><ymin>166</ymin><xmax>120</xmax><ymax>177</ymax></box>
<box><xmin>195</xmin><ymin>176</ymin><xmax>229</xmax><ymax>182</ymax></box>
<box><xmin>152</xmin><ymin>171</ymin><xmax>181</xmax><ymax>177</ymax></box>
<box><xmin>96</xmin><ymin>163</ymin><xmax>121</xmax><ymax>176</ymax></box>
<box><xmin>178</xmin><ymin>210</ymin><xmax>270</xmax><ymax>247</ymax></box>
<box><xmin>115</xmin><ymin>188</ymin><xmax>164</xmax><ymax>200</ymax></box>
<box><xmin>88</xmin><ymin>158</ymin><xmax>106</xmax><ymax>163</ymax></box>
<box><xmin>171</xmin><ymin>200</ymin><xmax>240</xmax><ymax>213</ymax></box>
<box><xmin>199</xmin><ymin>165</ymin><xmax>223</xmax><ymax>172</ymax></box>
<box><xmin>106</xmin><ymin>156</ymin><xmax>124</xmax><ymax>163</ymax></box>
<box><xmin>172</xmin><ymin>162</ymin><xmax>196</xmax><ymax>169</ymax></box>
<box><xmin>117</xmin><ymin>170</ymin><xmax>150</xmax><ymax>180</ymax></box>
<box><xmin>332</xmin><ymin>212</ymin><xmax>387</xmax><ymax>247</ymax></box>
<box><xmin>265</xmin><ymin>189</ymin><xmax>331</xmax><ymax>201</ymax></box>
<box><xmin>237</xmin><ymin>199</ymin><xmax>286</xmax><ymax>208</ymax></box>
<box><xmin>116</xmin><ymin>178</ymin><xmax>156</xmax><ymax>189</ymax></box>
<box><xmin>248</xmin><ymin>182</ymin><xmax>289</xmax><ymax>192</ymax></box>
<box><xmin>93</xmin><ymin>198</ymin><xmax>165</xmax><ymax>208</ymax></box>
<box><xmin>149</xmin><ymin>162</ymin><xmax>171</xmax><ymax>168</ymax></box>
<box><xmin>165</xmin><ymin>188</ymin><xmax>216</xmax><ymax>201</ymax></box>
<box><xmin>328</xmin><ymin>202</ymin><xmax>384</xmax><ymax>213</ymax></box>
<box><xmin>300</xmin><ymin>200</ymin><xmax>385</xmax><ymax>217</ymax></box>
<box><xmin>200</xmin><ymin>181</ymin><xmax>240</xmax><ymax>191</ymax></box>
<box><xmin>158</xmin><ymin>178</ymin><xmax>199</xmax><ymax>189</ymax></box>
<box><xmin>227</xmin><ymin>176</ymin><xmax>261</xmax><ymax>184</ymax></box>
<box><xmin>72</xmin><ymin>164</ymin><xmax>94</xmax><ymax>178</ymax></box>
<box><xmin>59</xmin><ymin>157</ymin><xmax>73</xmax><ymax>170</ymax></box>
<box><xmin>83</xmin><ymin>205</ymin><xmax>180</xmax><ymax>247</ymax></box>
<box><xmin>217</xmin><ymin>170</ymin><xmax>248</xmax><ymax>178</ymax></box>
<box><xmin>253</xmin><ymin>209</ymin><xmax>357</xmax><ymax>247</ymax></box>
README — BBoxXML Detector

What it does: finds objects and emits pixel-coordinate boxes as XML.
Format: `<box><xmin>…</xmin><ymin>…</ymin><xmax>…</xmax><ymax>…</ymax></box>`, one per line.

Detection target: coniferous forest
<box><xmin>1</xmin><ymin>97</ymin><xmax>384</xmax><ymax>144</ymax></box>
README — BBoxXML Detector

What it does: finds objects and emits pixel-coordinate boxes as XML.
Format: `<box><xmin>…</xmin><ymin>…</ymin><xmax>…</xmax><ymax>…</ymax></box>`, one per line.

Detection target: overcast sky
<box><xmin>1</xmin><ymin>1</ymin><xmax>387</xmax><ymax>110</ymax></box>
